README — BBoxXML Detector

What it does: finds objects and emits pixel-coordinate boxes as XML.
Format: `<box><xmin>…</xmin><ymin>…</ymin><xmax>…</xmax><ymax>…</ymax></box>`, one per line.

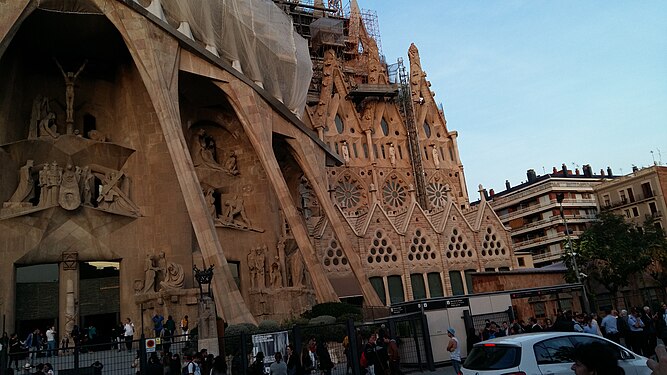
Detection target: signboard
<box><xmin>445</xmin><ymin>298</ymin><xmax>469</xmax><ymax>308</ymax></box>
<box><xmin>510</xmin><ymin>286</ymin><xmax>579</xmax><ymax>299</ymax></box>
<box><xmin>251</xmin><ymin>331</ymin><xmax>289</xmax><ymax>374</ymax></box>
<box><xmin>146</xmin><ymin>338</ymin><xmax>156</xmax><ymax>353</ymax></box>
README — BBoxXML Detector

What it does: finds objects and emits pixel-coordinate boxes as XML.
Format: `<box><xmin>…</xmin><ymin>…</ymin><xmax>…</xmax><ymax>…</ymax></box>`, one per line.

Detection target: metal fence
<box><xmin>1</xmin><ymin>316</ymin><xmax>431</xmax><ymax>375</ymax></box>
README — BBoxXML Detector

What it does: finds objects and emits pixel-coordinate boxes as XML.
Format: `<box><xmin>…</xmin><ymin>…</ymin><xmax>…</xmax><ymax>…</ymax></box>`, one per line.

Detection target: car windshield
<box><xmin>463</xmin><ymin>344</ymin><xmax>521</xmax><ymax>370</ymax></box>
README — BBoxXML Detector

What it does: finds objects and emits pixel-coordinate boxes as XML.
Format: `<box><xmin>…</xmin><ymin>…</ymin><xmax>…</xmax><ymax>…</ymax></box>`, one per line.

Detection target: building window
<box><xmin>602</xmin><ymin>194</ymin><xmax>610</xmax><ymax>207</ymax></box>
<box><xmin>632</xmin><ymin>207</ymin><xmax>639</xmax><ymax>217</ymax></box>
<box><xmin>381</xmin><ymin>118</ymin><xmax>389</xmax><ymax>136</ymax></box>
<box><xmin>369</xmin><ymin>277</ymin><xmax>386</xmax><ymax>305</ymax></box>
<box><xmin>423</xmin><ymin>122</ymin><xmax>431</xmax><ymax>138</ymax></box>
<box><xmin>518</xmin><ymin>257</ymin><xmax>525</xmax><ymax>267</ymax></box>
<box><xmin>411</xmin><ymin>274</ymin><xmax>427</xmax><ymax>300</ymax></box>
<box><xmin>449</xmin><ymin>271</ymin><xmax>465</xmax><ymax>296</ymax></box>
<box><xmin>448</xmin><ymin>145</ymin><xmax>454</xmax><ymax>161</ymax></box>
<box><xmin>427</xmin><ymin>272</ymin><xmax>444</xmax><ymax>298</ymax></box>
<box><xmin>363</xmin><ymin>143</ymin><xmax>369</xmax><ymax>158</ymax></box>
<box><xmin>498</xmin><ymin>267</ymin><xmax>510</xmax><ymax>271</ymax></box>
<box><xmin>398</xmin><ymin>145</ymin><xmax>403</xmax><ymax>159</ymax></box>
<box><xmin>627</xmin><ymin>188</ymin><xmax>635</xmax><ymax>203</ymax></box>
<box><xmin>381</xmin><ymin>145</ymin><xmax>386</xmax><ymax>159</ymax></box>
<box><xmin>624</xmin><ymin>209</ymin><xmax>631</xmax><ymax>218</ymax></box>
<box><xmin>352</xmin><ymin>143</ymin><xmax>358</xmax><ymax>158</ymax></box>
<box><xmin>649</xmin><ymin>202</ymin><xmax>658</xmax><ymax>215</ymax></box>
<box><xmin>335</xmin><ymin>114</ymin><xmax>344</xmax><ymax>134</ymax></box>
<box><xmin>373</xmin><ymin>144</ymin><xmax>378</xmax><ymax>158</ymax></box>
<box><xmin>387</xmin><ymin>275</ymin><xmax>405</xmax><ymax>304</ymax></box>
<box><xmin>619</xmin><ymin>190</ymin><xmax>627</xmax><ymax>204</ymax></box>
<box><xmin>641</xmin><ymin>182</ymin><xmax>653</xmax><ymax>198</ymax></box>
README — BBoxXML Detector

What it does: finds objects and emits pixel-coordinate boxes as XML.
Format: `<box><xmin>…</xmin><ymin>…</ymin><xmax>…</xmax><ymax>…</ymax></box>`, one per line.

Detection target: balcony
<box><xmin>491</xmin><ymin>180</ymin><xmax>598</xmax><ymax>207</ymax></box>
<box><xmin>499</xmin><ymin>198</ymin><xmax>597</xmax><ymax>221</ymax></box>
<box><xmin>510</xmin><ymin>214</ymin><xmax>597</xmax><ymax>236</ymax></box>
<box><xmin>600</xmin><ymin>191</ymin><xmax>657</xmax><ymax>211</ymax></box>
<box><xmin>513</xmin><ymin>230</ymin><xmax>583</xmax><ymax>251</ymax></box>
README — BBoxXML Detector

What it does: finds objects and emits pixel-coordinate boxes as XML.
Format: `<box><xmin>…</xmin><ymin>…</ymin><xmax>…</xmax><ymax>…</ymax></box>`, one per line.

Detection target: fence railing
<box><xmin>0</xmin><ymin>317</ymin><xmax>430</xmax><ymax>375</ymax></box>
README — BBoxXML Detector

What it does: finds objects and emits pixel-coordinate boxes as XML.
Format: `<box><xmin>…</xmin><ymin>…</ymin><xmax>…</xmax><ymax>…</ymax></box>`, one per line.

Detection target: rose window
<box><xmin>334</xmin><ymin>180</ymin><xmax>361</xmax><ymax>209</ymax></box>
<box><xmin>426</xmin><ymin>183</ymin><xmax>448</xmax><ymax>208</ymax></box>
<box><xmin>382</xmin><ymin>180</ymin><xmax>407</xmax><ymax>208</ymax></box>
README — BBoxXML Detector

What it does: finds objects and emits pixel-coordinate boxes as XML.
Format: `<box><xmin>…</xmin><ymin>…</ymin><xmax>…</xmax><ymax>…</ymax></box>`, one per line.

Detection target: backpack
<box><xmin>182</xmin><ymin>361</ymin><xmax>193</xmax><ymax>375</ymax></box>
<box><xmin>359</xmin><ymin>352</ymin><xmax>368</xmax><ymax>368</ymax></box>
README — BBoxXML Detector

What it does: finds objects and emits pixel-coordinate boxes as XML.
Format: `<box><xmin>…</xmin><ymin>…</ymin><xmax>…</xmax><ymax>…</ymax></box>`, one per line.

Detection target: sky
<box><xmin>361</xmin><ymin>0</ymin><xmax>667</xmax><ymax>197</ymax></box>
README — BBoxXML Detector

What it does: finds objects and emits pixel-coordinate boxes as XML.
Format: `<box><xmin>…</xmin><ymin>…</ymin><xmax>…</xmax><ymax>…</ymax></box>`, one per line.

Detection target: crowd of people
<box><xmin>465</xmin><ymin>304</ymin><xmax>667</xmax><ymax>358</ymax></box>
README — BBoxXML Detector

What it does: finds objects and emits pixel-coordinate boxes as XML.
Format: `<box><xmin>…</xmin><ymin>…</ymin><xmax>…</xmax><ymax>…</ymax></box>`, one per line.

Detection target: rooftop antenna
<box><xmin>651</xmin><ymin>150</ymin><xmax>656</xmax><ymax>166</ymax></box>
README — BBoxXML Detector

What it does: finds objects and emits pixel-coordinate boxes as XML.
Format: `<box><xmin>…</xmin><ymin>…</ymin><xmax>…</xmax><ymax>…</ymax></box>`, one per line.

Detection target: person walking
<box><xmin>9</xmin><ymin>333</ymin><xmax>22</xmax><ymax>370</ymax></box>
<box><xmin>627</xmin><ymin>307</ymin><xmax>645</xmax><ymax>355</ymax></box>
<box><xmin>124</xmin><ymin>318</ymin><xmax>135</xmax><ymax>351</ymax></box>
<box><xmin>446</xmin><ymin>328</ymin><xmax>461</xmax><ymax>375</ymax></box>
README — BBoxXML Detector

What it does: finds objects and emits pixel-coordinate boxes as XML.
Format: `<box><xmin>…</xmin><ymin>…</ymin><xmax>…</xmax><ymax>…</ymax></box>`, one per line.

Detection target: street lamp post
<box><xmin>193</xmin><ymin>264</ymin><xmax>215</xmax><ymax>299</ymax></box>
<box><xmin>557</xmin><ymin>193</ymin><xmax>592</xmax><ymax>313</ymax></box>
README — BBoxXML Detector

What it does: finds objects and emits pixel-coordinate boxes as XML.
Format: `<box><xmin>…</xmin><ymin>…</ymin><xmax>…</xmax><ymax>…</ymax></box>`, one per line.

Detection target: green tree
<box><xmin>643</xmin><ymin>216</ymin><xmax>667</xmax><ymax>300</ymax></box>
<box><xmin>563</xmin><ymin>212</ymin><xmax>652</xmax><ymax>304</ymax></box>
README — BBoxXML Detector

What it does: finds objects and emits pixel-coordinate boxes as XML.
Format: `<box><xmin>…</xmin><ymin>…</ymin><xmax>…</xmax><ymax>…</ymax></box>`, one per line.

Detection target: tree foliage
<box><xmin>564</xmin><ymin>212</ymin><xmax>653</xmax><ymax>296</ymax></box>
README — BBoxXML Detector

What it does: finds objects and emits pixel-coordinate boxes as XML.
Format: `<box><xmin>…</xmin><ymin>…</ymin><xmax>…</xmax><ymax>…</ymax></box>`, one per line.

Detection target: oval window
<box><xmin>423</xmin><ymin>122</ymin><xmax>431</xmax><ymax>138</ymax></box>
<box><xmin>335</xmin><ymin>115</ymin><xmax>344</xmax><ymax>134</ymax></box>
<box><xmin>381</xmin><ymin>118</ymin><xmax>389</xmax><ymax>136</ymax></box>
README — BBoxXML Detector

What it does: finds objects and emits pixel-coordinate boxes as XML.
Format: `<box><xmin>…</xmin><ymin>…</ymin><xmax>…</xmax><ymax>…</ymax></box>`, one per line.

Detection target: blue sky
<box><xmin>362</xmin><ymin>0</ymin><xmax>667</xmax><ymax>197</ymax></box>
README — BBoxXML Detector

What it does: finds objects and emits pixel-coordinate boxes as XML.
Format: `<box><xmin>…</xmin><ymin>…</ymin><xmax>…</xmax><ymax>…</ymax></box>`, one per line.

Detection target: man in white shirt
<box><xmin>124</xmin><ymin>318</ymin><xmax>135</xmax><ymax>351</ymax></box>
<box><xmin>46</xmin><ymin>326</ymin><xmax>57</xmax><ymax>357</ymax></box>
<box><xmin>446</xmin><ymin>327</ymin><xmax>461</xmax><ymax>374</ymax></box>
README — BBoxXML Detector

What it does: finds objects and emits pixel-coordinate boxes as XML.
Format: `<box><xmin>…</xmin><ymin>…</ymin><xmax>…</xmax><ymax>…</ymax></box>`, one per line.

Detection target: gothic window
<box><xmin>446</xmin><ymin>227</ymin><xmax>472</xmax><ymax>259</ymax></box>
<box><xmin>362</xmin><ymin>143</ymin><xmax>369</xmax><ymax>158</ymax></box>
<box><xmin>411</xmin><ymin>274</ymin><xmax>427</xmax><ymax>300</ymax></box>
<box><xmin>228</xmin><ymin>261</ymin><xmax>241</xmax><ymax>289</ymax></box>
<box><xmin>369</xmin><ymin>277</ymin><xmax>387</xmax><ymax>305</ymax></box>
<box><xmin>426</xmin><ymin>183</ymin><xmax>448</xmax><ymax>208</ymax></box>
<box><xmin>408</xmin><ymin>229</ymin><xmax>436</xmax><ymax>262</ymax></box>
<box><xmin>335</xmin><ymin>114</ymin><xmax>344</xmax><ymax>134</ymax></box>
<box><xmin>367</xmin><ymin>230</ymin><xmax>398</xmax><ymax>264</ymax></box>
<box><xmin>423</xmin><ymin>121</ymin><xmax>431</xmax><ymax>138</ymax></box>
<box><xmin>381</xmin><ymin>118</ymin><xmax>389</xmax><ymax>136</ymax></box>
<box><xmin>398</xmin><ymin>145</ymin><xmax>403</xmax><ymax>159</ymax></box>
<box><xmin>334</xmin><ymin>177</ymin><xmax>362</xmax><ymax>209</ymax></box>
<box><xmin>481</xmin><ymin>226</ymin><xmax>507</xmax><ymax>257</ymax></box>
<box><xmin>382</xmin><ymin>180</ymin><xmax>407</xmax><ymax>208</ymax></box>
<box><xmin>387</xmin><ymin>275</ymin><xmax>405</xmax><ymax>304</ymax></box>
<box><xmin>323</xmin><ymin>238</ymin><xmax>348</xmax><ymax>271</ymax></box>
<box><xmin>352</xmin><ymin>143</ymin><xmax>359</xmax><ymax>158</ymax></box>
<box><xmin>448</xmin><ymin>145</ymin><xmax>454</xmax><ymax>160</ymax></box>
<box><xmin>427</xmin><ymin>272</ymin><xmax>444</xmax><ymax>297</ymax></box>
<box><xmin>449</xmin><ymin>271</ymin><xmax>465</xmax><ymax>296</ymax></box>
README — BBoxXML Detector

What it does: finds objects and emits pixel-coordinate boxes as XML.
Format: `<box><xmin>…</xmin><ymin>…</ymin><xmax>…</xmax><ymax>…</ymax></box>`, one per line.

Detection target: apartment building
<box><xmin>486</xmin><ymin>164</ymin><xmax>613</xmax><ymax>267</ymax></box>
<box><xmin>595</xmin><ymin>165</ymin><xmax>667</xmax><ymax>230</ymax></box>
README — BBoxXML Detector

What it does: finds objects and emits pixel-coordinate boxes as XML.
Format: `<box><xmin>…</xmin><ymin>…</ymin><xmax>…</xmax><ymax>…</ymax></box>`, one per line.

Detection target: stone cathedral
<box><xmin>0</xmin><ymin>0</ymin><xmax>517</xmax><ymax>337</ymax></box>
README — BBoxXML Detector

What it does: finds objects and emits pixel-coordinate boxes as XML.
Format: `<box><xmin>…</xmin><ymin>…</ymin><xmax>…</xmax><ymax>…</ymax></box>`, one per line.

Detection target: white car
<box><xmin>461</xmin><ymin>332</ymin><xmax>650</xmax><ymax>375</ymax></box>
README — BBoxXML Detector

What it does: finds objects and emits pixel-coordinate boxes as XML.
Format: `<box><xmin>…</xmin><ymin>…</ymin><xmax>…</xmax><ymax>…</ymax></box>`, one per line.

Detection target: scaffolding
<box><xmin>396</xmin><ymin>57</ymin><xmax>428</xmax><ymax>208</ymax></box>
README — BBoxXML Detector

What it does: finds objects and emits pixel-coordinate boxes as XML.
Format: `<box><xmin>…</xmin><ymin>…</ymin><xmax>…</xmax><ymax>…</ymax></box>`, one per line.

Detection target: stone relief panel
<box><xmin>1</xmin><ymin>118</ymin><xmax>139</xmax><ymax>219</ymax></box>
<box><xmin>134</xmin><ymin>252</ymin><xmax>185</xmax><ymax>295</ymax></box>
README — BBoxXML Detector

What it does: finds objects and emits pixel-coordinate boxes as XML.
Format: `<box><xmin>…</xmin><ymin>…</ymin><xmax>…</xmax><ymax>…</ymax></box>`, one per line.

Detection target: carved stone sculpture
<box><xmin>59</xmin><ymin>164</ymin><xmax>81</xmax><ymax>210</ymax></box>
<box><xmin>39</xmin><ymin>112</ymin><xmax>58</xmax><ymax>138</ymax></box>
<box><xmin>247</xmin><ymin>248</ymin><xmax>257</xmax><ymax>289</ymax></box>
<box><xmin>97</xmin><ymin>171</ymin><xmax>140</xmax><ymax>216</ymax></box>
<box><xmin>341</xmin><ymin>141</ymin><xmax>350</xmax><ymax>164</ymax></box>
<box><xmin>80</xmin><ymin>166</ymin><xmax>94</xmax><ymax>205</ymax></box>
<box><xmin>88</xmin><ymin>130</ymin><xmax>107</xmax><ymax>142</ymax></box>
<box><xmin>289</xmin><ymin>248</ymin><xmax>304</xmax><ymax>288</ymax></box>
<box><xmin>255</xmin><ymin>246</ymin><xmax>266</xmax><ymax>289</ymax></box>
<box><xmin>192</xmin><ymin>129</ymin><xmax>226</xmax><ymax>172</ymax></box>
<box><xmin>204</xmin><ymin>187</ymin><xmax>217</xmax><ymax>220</ymax></box>
<box><xmin>29</xmin><ymin>95</ymin><xmax>51</xmax><ymax>139</ymax></box>
<box><xmin>389</xmin><ymin>143</ymin><xmax>396</xmax><ymax>167</ymax></box>
<box><xmin>55</xmin><ymin>58</ymin><xmax>87</xmax><ymax>129</ymax></box>
<box><xmin>270</xmin><ymin>255</ymin><xmax>282</xmax><ymax>288</ymax></box>
<box><xmin>221</xmin><ymin>195</ymin><xmax>251</xmax><ymax>227</ymax></box>
<box><xmin>298</xmin><ymin>175</ymin><xmax>314</xmax><ymax>219</ymax></box>
<box><xmin>7</xmin><ymin>160</ymin><xmax>34</xmax><ymax>204</ymax></box>
<box><xmin>431</xmin><ymin>145</ymin><xmax>441</xmax><ymax>169</ymax></box>
<box><xmin>224</xmin><ymin>151</ymin><xmax>240</xmax><ymax>176</ymax></box>
<box><xmin>142</xmin><ymin>254</ymin><xmax>158</xmax><ymax>293</ymax></box>
<box><xmin>160</xmin><ymin>261</ymin><xmax>185</xmax><ymax>290</ymax></box>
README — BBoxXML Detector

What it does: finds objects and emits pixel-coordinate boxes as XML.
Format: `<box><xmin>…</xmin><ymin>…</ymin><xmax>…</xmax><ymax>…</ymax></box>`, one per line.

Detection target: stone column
<box><xmin>59</xmin><ymin>253</ymin><xmax>79</xmax><ymax>347</ymax></box>
<box><xmin>197</xmin><ymin>297</ymin><xmax>219</xmax><ymax>356</ymax></box>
